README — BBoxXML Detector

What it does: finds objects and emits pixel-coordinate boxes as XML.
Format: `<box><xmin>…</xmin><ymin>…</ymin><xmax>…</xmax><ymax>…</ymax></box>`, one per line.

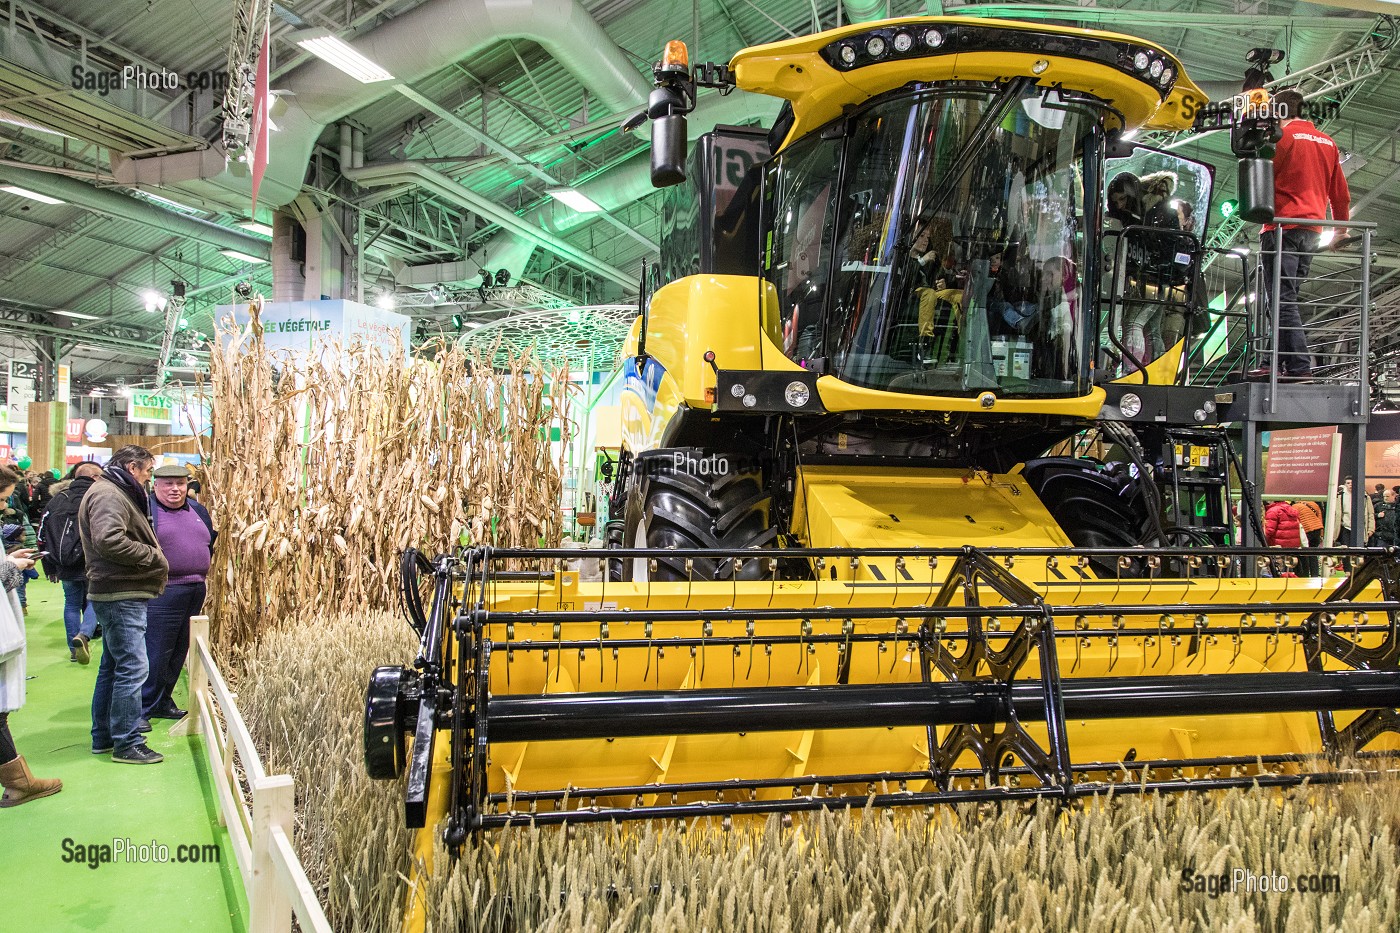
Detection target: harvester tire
<box><xmin>1022</xmin><ymin>457</ymin><xmax>1151</xmax><ymax>575</ymax></box>
<box><xmin>626</xmin><ymin>453</ymin><xmax>777</xmax><ymax>582</ymax></box>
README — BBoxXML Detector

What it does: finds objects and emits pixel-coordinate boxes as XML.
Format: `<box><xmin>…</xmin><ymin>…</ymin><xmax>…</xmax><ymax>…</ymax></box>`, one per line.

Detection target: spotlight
<box><xmin>171</xmin><ymin>279</ymin><xmax>186</xmax><ymax>298</ymax></box>
<box><xmin>143</xmin><ymin>290</ymin><xmax>167</xmax><ymax>313</ymax></box>
<box><xmin>494</xmin><ymin>269</ymin><xmax>511</xmax><ymax>287</ymax></box>
<box><xmin>1243</xmin><ymin>47</ymin><xmax>1284</xmax><ymax>92</ymax></box>
<box><xmin>428</xmin><ymin>283</ymin><xmax>448</xmax><ymax>302</ymax></box>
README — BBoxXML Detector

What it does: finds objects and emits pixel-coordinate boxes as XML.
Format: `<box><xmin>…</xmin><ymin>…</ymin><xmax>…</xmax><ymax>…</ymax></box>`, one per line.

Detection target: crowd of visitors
<box><xmin>0</xmin><ymin>447</ymin><xmax>214</xmax><ymax>807</ymax></box>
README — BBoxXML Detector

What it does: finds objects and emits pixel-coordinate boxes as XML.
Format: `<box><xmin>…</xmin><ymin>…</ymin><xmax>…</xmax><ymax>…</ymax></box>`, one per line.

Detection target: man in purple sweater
<box><xmin>142</xmin><ymin>465</ymin><xmax>217</xmax><ymax>721</ymax></box>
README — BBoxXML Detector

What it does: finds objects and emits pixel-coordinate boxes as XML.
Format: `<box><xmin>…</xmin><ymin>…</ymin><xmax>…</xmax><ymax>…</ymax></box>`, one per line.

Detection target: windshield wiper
<box><xmin>914</xmin><ymin>77</ymin><xmax>1033</xmax><ymax>237</ymax></box>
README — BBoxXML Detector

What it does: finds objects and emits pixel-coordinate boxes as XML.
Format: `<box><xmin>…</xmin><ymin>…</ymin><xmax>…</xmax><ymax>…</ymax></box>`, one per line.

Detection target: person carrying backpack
<box><xmin>38</xmin><ymin>462</ymin><xmax>104</xmax><ymax>664</ymax></box>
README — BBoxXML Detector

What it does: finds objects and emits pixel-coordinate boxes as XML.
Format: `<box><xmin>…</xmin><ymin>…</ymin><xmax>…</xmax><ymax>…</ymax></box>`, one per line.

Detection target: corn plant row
<box><xmin>198</xmin><ymin>301</ymin><xmax>572</xmax><ymax>653</ymax></box>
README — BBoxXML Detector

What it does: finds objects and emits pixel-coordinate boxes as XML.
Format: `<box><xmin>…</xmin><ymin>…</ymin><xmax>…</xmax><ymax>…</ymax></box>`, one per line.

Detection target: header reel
<box><xmin>366</xmin><ymin>544</ymin><xmax>1400</xmax><ymax>848</ymax></box>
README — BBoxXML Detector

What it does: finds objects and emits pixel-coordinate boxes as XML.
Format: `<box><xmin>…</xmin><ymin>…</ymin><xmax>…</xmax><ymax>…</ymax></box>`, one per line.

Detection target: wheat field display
<box><xmin>200</xmin><ymin>301</ymin><xmax>571</xmax><ymax>652</ymax></box>
<box><xmin>242</xmin><ymin>609</ymin><xmax>1400</xmax><ymax>933</ymax></box>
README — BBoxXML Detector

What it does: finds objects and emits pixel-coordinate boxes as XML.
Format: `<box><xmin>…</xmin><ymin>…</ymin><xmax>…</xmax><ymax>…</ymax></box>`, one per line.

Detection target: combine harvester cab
<box><xmin>364</xmin><ymin>14</ymin><xmax>1400</xmax><ymax>882</ymax></box>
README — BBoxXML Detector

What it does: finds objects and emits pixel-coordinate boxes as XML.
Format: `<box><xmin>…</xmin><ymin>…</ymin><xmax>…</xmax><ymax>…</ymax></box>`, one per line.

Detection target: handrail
<box><xmin>170</xmin><ymin>615</ymin><xmax>335</xmax><ymax>933</ymax></box>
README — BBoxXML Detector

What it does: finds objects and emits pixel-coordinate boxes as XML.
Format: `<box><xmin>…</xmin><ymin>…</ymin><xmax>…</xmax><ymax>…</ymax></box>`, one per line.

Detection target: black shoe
<box><xmin>112</xmin><ymin>744</ymin><xmax>163</xmax><ymax>765</ymax></box>
<box><xmin>1281</xmin><ymin>369</ymin><xmax>1314</xmax><ymax>381</ymax></box>
<box><xmin>70</xmin><ymin>633</ymin><xmax>91</xmax><ymax>665</ymax></box>
<box><xmin>149</xmin><ymin>707</ymin><xmax>187</xmax><ymax>721</ymax></box>
<box><xmin>135</xmin><ymin>718</ymin><xmax>152</xmax><ymax>733</ymax></box>
<box><xmin>92</xmin><ymin>626</ymin><xmax>102</xmax><ymax>640</ymax></box>
<box><xmin>91</xmin><ymin>745</ymin><xmax>113</xmax><ymax>755</ymax></box>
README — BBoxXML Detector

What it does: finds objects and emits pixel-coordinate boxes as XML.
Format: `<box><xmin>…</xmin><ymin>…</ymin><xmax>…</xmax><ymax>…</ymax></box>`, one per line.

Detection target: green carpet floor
<box><xmin>1</xmin><ymin>577</ymin><xmax>246</xmax><ymax>932</ymax></box>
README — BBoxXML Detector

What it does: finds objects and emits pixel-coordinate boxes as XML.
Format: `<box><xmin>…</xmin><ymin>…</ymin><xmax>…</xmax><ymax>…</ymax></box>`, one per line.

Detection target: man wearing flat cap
<box><xmin>142</xmin><ymin>464</ymin><xmax>217</xmax><ymax>722</ymax></box>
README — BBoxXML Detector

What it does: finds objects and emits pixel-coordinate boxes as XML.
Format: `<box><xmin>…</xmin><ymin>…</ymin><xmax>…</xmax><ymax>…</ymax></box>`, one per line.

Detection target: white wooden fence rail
<box><xmin>170</xmin><ymin>615</ymin><xmax>335</xmax><ymax>933</ymax></box>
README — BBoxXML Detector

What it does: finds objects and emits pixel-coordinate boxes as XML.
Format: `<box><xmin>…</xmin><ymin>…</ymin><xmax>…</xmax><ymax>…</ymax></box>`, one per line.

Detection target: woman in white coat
<box><xmin>0</xmin><ymin>462</ymin><xmax>62</xmax><ymax>807</ymax></box>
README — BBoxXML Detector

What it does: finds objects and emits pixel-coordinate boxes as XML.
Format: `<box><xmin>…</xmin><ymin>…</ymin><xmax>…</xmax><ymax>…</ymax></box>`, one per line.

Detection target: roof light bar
<box><xmin>296</xmin><ymin>34</ymin><xmax>394</xmax><ymax>83</ymax></box>
<box><xmin>547</xmin><ymin>188</ymin><xmax>605</xmax><ymax>213</ymax></box>
<box><xmin>0</xmin><ymin>184</ymin><xmax>64</xmax><ymax>205</ymax></box>
<box><xmin>219</xmin><ymin>249</ymin><xmax>268</xmax><ymax>265</ymax></box>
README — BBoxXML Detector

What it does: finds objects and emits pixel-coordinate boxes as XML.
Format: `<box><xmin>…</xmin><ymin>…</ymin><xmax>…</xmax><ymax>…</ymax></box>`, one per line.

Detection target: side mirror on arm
<box><xmin>650</xmin><ymin>91</ymin><xmax>689</xmax><ymax>187</ymax></box>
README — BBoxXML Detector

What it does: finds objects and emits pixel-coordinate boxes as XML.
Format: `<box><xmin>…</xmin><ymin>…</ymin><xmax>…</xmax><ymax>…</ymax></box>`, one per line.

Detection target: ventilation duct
<box><xmin>843</xmin><ymin>0</ymin><xmax>889</xmax><ymax>24</ymax></box>
<box><xmin>114</xmin><ymin>0</ymin><xmax>651</xmax><ymax>209</ymax></box>
<box><xmin>0</xmin><ymin>163</ymin><xmax>270</xmax><ymax>259</ymax></box>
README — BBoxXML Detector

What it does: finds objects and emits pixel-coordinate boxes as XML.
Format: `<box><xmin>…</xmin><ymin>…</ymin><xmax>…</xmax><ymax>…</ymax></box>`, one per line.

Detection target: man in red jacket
<box><xmin>1265</xmin><ymin>499</ymin><xmax>1303</xmax><ymax>576</ymax></box>
<box><xmin>1257</xmin><ymin>89</ymin><xmax>1350</xmax><ymax>379</ymax></box>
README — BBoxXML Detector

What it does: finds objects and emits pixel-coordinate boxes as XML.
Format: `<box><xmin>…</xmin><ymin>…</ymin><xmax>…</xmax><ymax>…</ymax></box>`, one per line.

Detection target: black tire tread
<box><xmin>631</xmin><ymin>456</ymin><xmax>775</xmax><ymax>581</ymax></box>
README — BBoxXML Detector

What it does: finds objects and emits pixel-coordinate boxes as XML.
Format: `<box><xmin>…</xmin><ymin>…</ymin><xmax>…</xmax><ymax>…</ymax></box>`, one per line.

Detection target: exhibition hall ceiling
<box><xmin>0</xmin><ymin>0</ymin><xmax>1397</xmax><ymax>388</ymax></box>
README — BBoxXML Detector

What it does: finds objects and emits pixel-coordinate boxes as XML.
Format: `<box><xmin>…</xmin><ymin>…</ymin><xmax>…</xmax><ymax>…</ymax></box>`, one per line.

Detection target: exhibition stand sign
<box><xmin>128</xmin><ymin>391</ymin><xmax>174</xmax><ymax>425</ymax></box>
<box><xmin>220</xmin><ymin>299</ymin><xmax>411</xmax><ymax>359</ymax></box>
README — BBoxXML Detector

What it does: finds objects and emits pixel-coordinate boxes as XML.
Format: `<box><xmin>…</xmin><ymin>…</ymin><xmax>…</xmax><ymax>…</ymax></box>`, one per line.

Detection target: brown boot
<box><xmin>0</xmin><ymin>756</ymin><xmax>63</xmax><ymax>807</ymax></box>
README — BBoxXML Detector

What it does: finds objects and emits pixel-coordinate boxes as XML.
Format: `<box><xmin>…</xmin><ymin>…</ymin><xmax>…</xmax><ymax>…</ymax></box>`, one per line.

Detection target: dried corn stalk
<box><xmin>200</xmin><ymin>302</ymin><xmax>573</xmax><ymax>652</ymax></box>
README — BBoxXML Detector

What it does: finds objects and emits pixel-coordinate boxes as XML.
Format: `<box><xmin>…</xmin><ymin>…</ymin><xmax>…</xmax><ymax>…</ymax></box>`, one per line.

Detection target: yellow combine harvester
<box><xmin>365</xmin><ymin>15</ymin><xmax>1400</xmax><ymax>870</ymax></box>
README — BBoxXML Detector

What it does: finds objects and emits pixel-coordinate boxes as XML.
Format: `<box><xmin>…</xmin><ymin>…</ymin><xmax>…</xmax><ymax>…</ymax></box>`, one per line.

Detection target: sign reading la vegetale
<box><xmin>266</xmin><ymin>319</ymin><xmax>334</xmax><ymax>334</ymax></box>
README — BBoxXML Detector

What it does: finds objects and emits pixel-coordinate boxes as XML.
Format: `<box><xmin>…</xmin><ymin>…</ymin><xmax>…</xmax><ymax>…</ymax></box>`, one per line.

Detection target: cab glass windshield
<box><xmin>764</xmin><ymin>82</ymin><xmax>1103</xmax><ymax>398</ymax></box>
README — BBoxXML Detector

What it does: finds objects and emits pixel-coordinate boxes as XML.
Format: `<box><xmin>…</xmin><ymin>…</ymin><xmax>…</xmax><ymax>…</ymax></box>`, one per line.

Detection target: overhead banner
<box><xmin>6</xmin><ymin>359</ymin><xmax>38</xmax><ymax>428</ymax></box>
<box><xmin>128</xmin><ymin>391</ymin><xmax>175</xmax><ymax>425</ymax></box>
<box><xmin>1263</xmin><ymin>426</ymin><xmax>1337</xmax><ymax>499</ymax></box>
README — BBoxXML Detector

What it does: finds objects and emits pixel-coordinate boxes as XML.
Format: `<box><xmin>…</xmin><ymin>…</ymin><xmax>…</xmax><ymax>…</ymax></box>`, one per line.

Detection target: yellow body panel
<box><xmin>1112</xmin><ymin>339</ymin><xmax>1185</xmax><ymax>386</ymax></box>
<box><xmin>795</xmin><ymin>467</ymin><xmax>1077</xmax><ymax>570</ymax></box>
<box><xmin>729</xmin><ymin>17</ymin><xmax>1208</xmax><ymax>152</ymax></box>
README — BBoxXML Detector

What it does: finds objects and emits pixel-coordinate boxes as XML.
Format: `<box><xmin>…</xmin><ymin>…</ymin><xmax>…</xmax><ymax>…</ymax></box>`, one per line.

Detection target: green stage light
<box><xmin>1220</xmin><ymin>199</ymin><xmax>1238</xmax><ymax>219</ymax></box>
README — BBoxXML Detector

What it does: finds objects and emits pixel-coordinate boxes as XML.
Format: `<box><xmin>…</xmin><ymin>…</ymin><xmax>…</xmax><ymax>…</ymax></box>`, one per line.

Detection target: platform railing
<box><xmin>1254</xmin><ymin>217</ymin><xmax>1376</xmax><ymax>413</ymax></box>
<box><xmin>170</xmin><ymin>615</ymin><xmax>334</xmax><ymax>933</ymax></box>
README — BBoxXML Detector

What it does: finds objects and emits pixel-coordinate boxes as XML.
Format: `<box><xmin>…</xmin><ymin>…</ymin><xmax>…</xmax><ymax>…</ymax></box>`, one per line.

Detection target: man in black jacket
<box><xmin>79</xmin><ymin>446</ymin><xmax>168</xmax><ymax>765</ymax></box>
<box><xmin>39</xmin><ymin>462</ymin><xmax>104</xmax><ymax>663</ymax></box>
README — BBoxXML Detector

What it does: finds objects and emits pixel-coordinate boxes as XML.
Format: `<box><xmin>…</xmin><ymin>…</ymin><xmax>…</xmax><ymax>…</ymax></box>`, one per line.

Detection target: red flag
<box><xmin>250</xmin><ymin>25</ymin><xmax>271</xmax><ymax>215</ymax></box>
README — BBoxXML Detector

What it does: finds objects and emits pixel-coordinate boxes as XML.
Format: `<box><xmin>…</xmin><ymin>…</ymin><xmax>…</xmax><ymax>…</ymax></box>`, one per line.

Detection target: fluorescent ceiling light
<box><xmin>547</xmin><ymin>188</ymin><xmax>604</xmax><ymax>213</ymax></box>
<box><xmin>134</xmin><ymin>190</ymin><xmax>205</xmax><ymax>215</ymax></box>
<box><xmin>219</xmin><ymin>249</ymin><xmax>268</xmax><ymax>265</ymax></box>
<box><xmin>239</xmin><ymin>221</ymin><xmax>274</xmax><ymax>237</ymax></box>
<box><xmin>296</xmin><ymin>35</ymin><xmax>394</xmax><ymax>83</ymax></box>
<box><xmin>0</xmin><ymin>184</ymin><xmax>64</xmax><ymax>205</ymax></box>
<box><xmin>51</xmin><ymin>310</ymin><xmax>101</xmax><ymax>320</ymax></box>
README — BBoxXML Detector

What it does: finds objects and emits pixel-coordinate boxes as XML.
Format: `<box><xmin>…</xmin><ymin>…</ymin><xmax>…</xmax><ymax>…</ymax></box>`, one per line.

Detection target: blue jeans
<box><xmin>1261</xmin><ymin>227</ymin><xmax>1318</xmax><ymax>374</ymax></box>
<box><xmin>91</xmin><ymin>599</ymin><xmax>150</xmax><ymax>753</ymax></box>
<box><xmin>142</xmin><ymin>582</ymin><xmax>204</xmax><ymax>716</ymax></box>
<box><xmin>61</xmin><ymin>578</ymin><xmax>99</xmax><ymax>647</ymax></box>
